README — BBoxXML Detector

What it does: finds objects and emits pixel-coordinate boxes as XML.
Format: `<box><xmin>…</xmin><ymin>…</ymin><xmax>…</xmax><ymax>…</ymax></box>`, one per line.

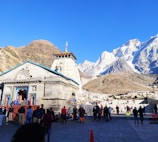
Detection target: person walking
<box><xmin>61</xmin><ymin>106</ymin><xmax>67</xmax><ymax>123</ymax></box>
<box><xmin>26</xmin><ymin>106</ymin><xmax>33</xmax><ymax>124</ymax></box>
<box><xmin>32</xmin><ymin>106</ymin><xmax>40</xmax><ymax>123</ymax></box>
<box><xmin>116</xmin><ymin>106</ymin><xmax>119</xmax><ymax>115</ymax></box>
<box><xmin>93</xmin><ymin>105</ymin><xmax>97</xmax><ymax>120</ymax></box>
<box><xmin>104</xmin><ymin>106</ymin><xmax>109</xmax><ymax>121</ymax></box>
<box><xmin>97</xmin><ymin>105</ymin><xmax>101</xmax><ymax>120</ymax></box>
<box><xmin>7</xmin><ymin>105</ymin><xmax>14</xmax><ymax>121</ymax></box>
<box><xmin>78</xmin><ymin>106</ymin><xmax>85</xmax><ymax>123</ymax></box>
<box><xmin>1</xmin><ymin>107</ymin><xmax>7</xmax><ymax>125</ymax></box>
<box><xmin>39</xmin><ymin>104</ymin><xmax>45</xmax><ymax>124</ymax></box>
<box><xmin>49</xmin><ymin>107</ymin><xmax>55</xmax><ymax>122</ymax></box>
<box><xmin>93</xmin><ymin>103</ymin><xmax>100</xmax><ymax>120</ymax></box>
<box><xmin>153</xmin><ymin>104</ymin><xmax>157</xmax><ymax>115</ymax></box>
<box><xmin>138</xmin><ymin>106</ymin><xmax>144</xmax><ymax>125</ymax></box>
<box><xmin>43</xmin><ymin>109</ymin><xmax>53</xmax><ymax>142</ymax></box>
<box><xmin>73</xmin><ymin>106</ymin><xmax>78</xmax><ymax>120</ymax></box>
<box><xmin>133</xmin><ymin>107</ymin><xmax>139</xmax><ymax>124</ymax></box>
<box><xmin>108</xmin><ymin>106</ymin><xmax>112</xmax><ymax>120</ymax></box>
<box><xmin>18</xmin><ymin>105</ymin><xmax>25</xmax><ymax>125</ymax></box>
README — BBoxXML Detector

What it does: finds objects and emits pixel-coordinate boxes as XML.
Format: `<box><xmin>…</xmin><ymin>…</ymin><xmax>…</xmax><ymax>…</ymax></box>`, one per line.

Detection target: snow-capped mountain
<box><xmin>78</xmin><ymin>60</ymin><xmax>95</xmax><ymax>73</ymax></box>
<box><xmin>78</xmin><ymin>34</ymin><xmax>158</xmax><ymax>76</ymax></box>
<box><xmin>113</xmin><ymin>39</ymin><xmax>141</xmax><ymax>59</ymax></box>
<box><xmin>133</xmin><ymin>35</ymin><xmax>158</xmax><ymax>74</ymax></box>
<box><xmin>100</xmin><ymin>58</ymin><xmax>134</xmax><ymax>75</ymax></box>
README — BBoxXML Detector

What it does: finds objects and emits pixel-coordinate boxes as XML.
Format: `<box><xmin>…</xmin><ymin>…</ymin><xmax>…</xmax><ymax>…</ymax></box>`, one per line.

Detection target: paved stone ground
<box><xmin>0</xmin><ymin>116</ymin><xmax>158</xmax><ymax>142</ymax></box>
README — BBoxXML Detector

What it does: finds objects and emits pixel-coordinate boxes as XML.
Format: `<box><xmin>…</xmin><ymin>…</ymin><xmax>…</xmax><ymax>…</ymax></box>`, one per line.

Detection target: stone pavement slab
<box><xmin>0</xmin><ymin>116</ymin><xmax>158</xmax><ymax>142</ymax></box>
<box><xmin>52</xmin><ymin>117</ymin><xmax>158</xmax><ymax>142</ymax></box>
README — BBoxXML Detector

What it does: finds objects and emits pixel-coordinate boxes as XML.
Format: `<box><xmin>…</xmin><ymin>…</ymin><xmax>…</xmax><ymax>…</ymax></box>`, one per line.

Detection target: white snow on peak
<box><xmin>150</xmin><ymin>34</ymin><xmax>158</xmax><ymax>40</ymax></box>
<box><xmin>81</xmin><ymin>60</ymin><xmax>95</xmax><ymax>65</ymax></box>
<box><xmin>79</xmin><ymin>34</ymin><xmax>158</xmax><ymax>76</ymax></box>
<box><xmin>95</xmin><ymin>51</ymin><xmax>116</xmax><ymax>66</ymax></box>
<box><xmin>113</xmin><ymin>39</ymin><xmax>141</xmax><ymax>58</ymax></box>
<box><xmin>78</xmin><ymin>60</ymin><xmax>95</xmax><ymax>72</ymax></box>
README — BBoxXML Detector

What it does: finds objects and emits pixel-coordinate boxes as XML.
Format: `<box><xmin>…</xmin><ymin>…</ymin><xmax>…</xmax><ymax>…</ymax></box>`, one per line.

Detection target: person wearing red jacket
<box><xmin>61</xmin><ymin>106</ymin><xmax>67</xmax><ymax>123</ymax></box>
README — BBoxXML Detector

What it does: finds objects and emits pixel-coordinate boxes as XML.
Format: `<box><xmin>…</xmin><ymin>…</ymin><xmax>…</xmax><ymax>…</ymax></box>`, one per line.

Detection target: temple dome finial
<box><xmin>65</xmin><ymin>41</ymin><xmax>68</xmax><ymax>52</ymax></box>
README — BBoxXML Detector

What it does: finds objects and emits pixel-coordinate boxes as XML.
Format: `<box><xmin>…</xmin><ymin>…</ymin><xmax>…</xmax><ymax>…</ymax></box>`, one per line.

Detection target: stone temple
<box><xmin>0</xmin><ymin>42</ymin><xmax>81</xmax><ymax>113</ymax></box>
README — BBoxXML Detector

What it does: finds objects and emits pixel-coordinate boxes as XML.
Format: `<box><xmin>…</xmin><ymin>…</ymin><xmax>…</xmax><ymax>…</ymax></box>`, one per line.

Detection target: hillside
<box><xmin>82</xmin><ymin>72</ymin><xmax>158</xmax><ymax>95</ymax></box>
<box><xmin>0</xmin><ymin>40</ymin><xmax>61</xmax><ymax>73</ymax></box>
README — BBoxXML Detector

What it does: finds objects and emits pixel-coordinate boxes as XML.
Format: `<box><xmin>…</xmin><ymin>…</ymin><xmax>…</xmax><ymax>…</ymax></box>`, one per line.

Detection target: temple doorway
<box><xmin>14</xmin><ymin>86</ymin><xmax>28</xmax><ymax>105</ymax></box>
<box><xmin>18</xmin><ymin>89</ymin><xmax>27</xmax><ymax>100</ymax></box>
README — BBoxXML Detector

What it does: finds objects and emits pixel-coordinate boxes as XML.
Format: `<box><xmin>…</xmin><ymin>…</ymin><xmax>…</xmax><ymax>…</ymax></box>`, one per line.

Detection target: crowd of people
<box><xmin>0</xmin><ymin>104</ymin><xmax>54</xmax><ymax>142</ymax></box>
<box><xmin>8</xmin><ymin>104</ymin><xmax>87</xmax><ymax>142</ymax></box>
<box><xmin>1</xmin><ymin>103</ymin><xmax>158</xmax><ymax>125</ymax></box>
<box><xmin>92</xmin><ymin>104</ymin><xmax>112</xmax><ymax>121</ymax></box>
<box><xmin>1</xmin><ymin>103</ymin><xmax>158</xmax><ymax>126</ymax></box>
<box><xmin>61</xmin><ymin>105</ymin><xmax>86</xmax><ymax>123</ymax></box>
<box><xmin>91</xmin><ymin>103</ymin><xmax>149</xmax><ymax>124</ymax></box>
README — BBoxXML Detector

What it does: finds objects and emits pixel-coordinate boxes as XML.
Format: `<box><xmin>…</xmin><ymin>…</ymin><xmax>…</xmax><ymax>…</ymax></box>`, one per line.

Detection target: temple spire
<box><xmin>65</xmin><ymin>41</ymin><xmax>68</xmax><ymax>52</ymax></box>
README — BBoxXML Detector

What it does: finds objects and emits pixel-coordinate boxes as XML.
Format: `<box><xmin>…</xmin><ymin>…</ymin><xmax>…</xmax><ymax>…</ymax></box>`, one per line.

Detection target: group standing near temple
<box><xmin>0</xmin><ymin>102</ymin><xmax>154</xmax><ymax>142</ymax></box>
<box><xmin>0</xmin><ymin>103</ymin><xmax>148</xmax><ymax>126</ymax></box>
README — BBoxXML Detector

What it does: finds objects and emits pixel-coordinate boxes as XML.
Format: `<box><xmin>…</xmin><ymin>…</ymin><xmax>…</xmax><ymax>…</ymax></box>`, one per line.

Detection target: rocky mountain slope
<box><xmin>0</xmin><ymin>40</ymin><xmax>61</xmax><ymax>73</ymax></box>
<box><xmin>82</xmin><ymin>72</ymin><xmax>158</xmax><ymax>95</ymax></box>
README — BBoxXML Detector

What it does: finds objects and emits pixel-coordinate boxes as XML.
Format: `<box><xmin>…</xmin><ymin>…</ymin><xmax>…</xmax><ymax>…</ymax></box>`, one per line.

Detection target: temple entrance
<box><xmin>18</xmin><ymin>89</ymin><xmax>27</xmax><ymax>100</ymax></box>
<box><xmin>14</xmin><ymin>86</ymin><xmax>28</xmax><ymax>105</ymax></box>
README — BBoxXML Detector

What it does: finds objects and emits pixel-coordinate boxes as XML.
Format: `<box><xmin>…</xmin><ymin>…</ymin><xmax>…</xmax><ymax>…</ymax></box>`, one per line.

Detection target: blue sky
<box><xmin>0</xmin><ymin>0</ymin><xmax>158</xmax><ymax>64</ymax></box>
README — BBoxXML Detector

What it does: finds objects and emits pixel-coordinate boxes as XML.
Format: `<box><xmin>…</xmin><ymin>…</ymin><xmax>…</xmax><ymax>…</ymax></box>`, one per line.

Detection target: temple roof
<box><xmin>0</xmin><ymin>60</ymin><xmax>79</xmax><ymax>85</ymax></box>
<box><xmin>53</xmin><ymin>52</ymin><xmax>77</xmax><ymax>60</ymax></box>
